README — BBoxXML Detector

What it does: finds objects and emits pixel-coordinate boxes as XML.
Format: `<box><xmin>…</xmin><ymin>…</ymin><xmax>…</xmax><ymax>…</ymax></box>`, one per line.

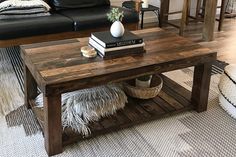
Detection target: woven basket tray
<box><xmin>123</xmin><ymin>74</ymin><xmax>163</xmax><ymax>99</ymax></box>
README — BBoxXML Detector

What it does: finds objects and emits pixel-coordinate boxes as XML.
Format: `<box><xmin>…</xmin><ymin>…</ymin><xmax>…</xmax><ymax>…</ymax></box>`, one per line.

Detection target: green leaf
<box><xmin>107</xmin><ymin>8</ymin><xmax>124</xmax><ymax>23</ymax></box>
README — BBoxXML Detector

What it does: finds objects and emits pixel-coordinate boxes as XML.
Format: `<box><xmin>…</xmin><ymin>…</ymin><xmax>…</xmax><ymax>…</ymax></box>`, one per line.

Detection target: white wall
<box><xmin>111</xmin><ymin>0</ymin><xmax>223</xmax><ymax>24</ymax></box>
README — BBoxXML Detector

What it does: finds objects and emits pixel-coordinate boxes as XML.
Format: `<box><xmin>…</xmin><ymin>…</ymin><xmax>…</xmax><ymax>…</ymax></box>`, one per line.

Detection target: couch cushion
<box><xmin>50</xmin><ymin>0</ymin><xmax>110</xmax><ymax>10</ymax></box>
<box><xmin>0</xmin><ymin>13</ymin><xmax>73</xmax><ymax>40</ymax></box>
<box><xmin>58</xmin><ymin>6</ymin><xmax>139</xmax><ymax>31</ymax></box>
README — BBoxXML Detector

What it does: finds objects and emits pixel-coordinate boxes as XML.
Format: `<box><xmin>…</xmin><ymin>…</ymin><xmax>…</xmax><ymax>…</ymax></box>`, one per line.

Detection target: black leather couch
<box><xmin>0</xmin><ymin>0</ymin><xmax>139</xmax><ymax>47</ymax></box>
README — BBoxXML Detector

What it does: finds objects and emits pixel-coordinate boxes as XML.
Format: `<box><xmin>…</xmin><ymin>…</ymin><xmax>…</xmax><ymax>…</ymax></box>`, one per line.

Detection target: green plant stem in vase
<box><xmin>107</xmin><ymin>8</ymin><xmax>125</xmax><ymax>38</ymax></box>
<box><xmin>107</xmin><ymin>8</ymin><xmax>124</xmax><ymax>23</ymax></box>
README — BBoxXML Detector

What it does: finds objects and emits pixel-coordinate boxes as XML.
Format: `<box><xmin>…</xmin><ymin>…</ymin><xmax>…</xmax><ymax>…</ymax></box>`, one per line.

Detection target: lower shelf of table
<box><xmin>29</xmin><ymin>75</ymin><xmax>193</xmax><ymax>146</ymax></box>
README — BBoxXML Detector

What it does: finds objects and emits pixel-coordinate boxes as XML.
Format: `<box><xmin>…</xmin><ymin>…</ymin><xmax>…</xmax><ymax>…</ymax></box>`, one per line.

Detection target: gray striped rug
<box><xmin>0</xmin><ymin>48</ymin><xmax>24</xmax><ymax>116</ymax></box>
<box><xmin>1</xmin><ymin>47</ymin><xmax>236</xmax><ymax>157</ymax></box>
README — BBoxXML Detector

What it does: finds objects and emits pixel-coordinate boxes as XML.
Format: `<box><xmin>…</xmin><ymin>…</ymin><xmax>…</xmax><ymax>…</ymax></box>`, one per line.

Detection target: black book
<box><xmin>91</xmin><ymin>30</ymin><xmax>143</xmax><ymax>48</ymax></box>
<box><xmin>89</xmin><ymin>37</ymin><xmax>145</xmax><ymax>55</ymax></box>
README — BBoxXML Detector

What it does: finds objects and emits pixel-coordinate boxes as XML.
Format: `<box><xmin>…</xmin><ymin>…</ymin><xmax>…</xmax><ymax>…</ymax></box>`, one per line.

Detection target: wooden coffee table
<box><xmin>21</xmin><ymin>28</ymin><xmax>216</xmax><ymax>156</ymax></box>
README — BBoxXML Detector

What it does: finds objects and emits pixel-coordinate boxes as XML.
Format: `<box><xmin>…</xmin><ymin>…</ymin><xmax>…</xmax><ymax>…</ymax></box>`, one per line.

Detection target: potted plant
<box><xmin>136</xmin><ymin>75</ymin><xmax>152</xmax><ymax>88</ymax></box>
<box><xmin>107</xmin><ymin>8</ymin><xmax>124</xmax><ymax>38</ymax></box>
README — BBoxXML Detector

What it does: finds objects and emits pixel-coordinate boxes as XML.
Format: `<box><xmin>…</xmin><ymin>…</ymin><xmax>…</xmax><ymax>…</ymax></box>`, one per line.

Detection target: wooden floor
<box><xmin>145</xmin><ymin>18</ymin><xmax>236</xmax><ymax>64</ymax></box>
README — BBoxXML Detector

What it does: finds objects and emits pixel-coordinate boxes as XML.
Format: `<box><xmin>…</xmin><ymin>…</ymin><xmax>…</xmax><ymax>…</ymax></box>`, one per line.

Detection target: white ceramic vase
<box><xmin>110</xmin><ymin>21</ymin><xmax>125</xmax><ymax>38</ymax></box>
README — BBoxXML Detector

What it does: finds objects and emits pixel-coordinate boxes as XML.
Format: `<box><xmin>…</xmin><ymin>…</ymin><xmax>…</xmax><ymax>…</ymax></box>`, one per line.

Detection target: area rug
<box><xmin>0</xmin><ymin>48</ymin><xmax>23</xmax><ymax>116</ymax></box>
<box><xmin>1</xmin><ymin>47</ymin><xmax>236</xmax><ymax>157</ymax></box>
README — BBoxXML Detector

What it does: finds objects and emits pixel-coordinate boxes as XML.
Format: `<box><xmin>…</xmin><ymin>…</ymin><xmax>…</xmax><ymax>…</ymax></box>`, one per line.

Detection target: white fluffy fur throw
<box><xmin>0</xmin><ymin>0</ymin><xmax>51</xmax><ymax>11</ymax></box>
<box><xmin>35</xmin><ymin>84</ymin><xmax>127</xmax><ymax>136</ymax></box>
<box><xmin>0</xmin><ymin>0</ymin><xmax>51</xmax><ymax>19</ymax></box>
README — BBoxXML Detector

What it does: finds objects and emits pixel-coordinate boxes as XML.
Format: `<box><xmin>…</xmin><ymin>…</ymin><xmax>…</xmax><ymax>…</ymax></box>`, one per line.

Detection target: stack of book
<box><xmin>89</xmin><ymin>30</ymin><xmax>145</xmax><ymax>58</ymax></box>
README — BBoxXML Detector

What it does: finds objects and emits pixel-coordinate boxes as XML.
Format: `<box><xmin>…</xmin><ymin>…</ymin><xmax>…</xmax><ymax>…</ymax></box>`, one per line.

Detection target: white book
<box><xmin>89</xmin><ymin>37</ymin><xmax>145</xmax><ymax>55</ymax></box>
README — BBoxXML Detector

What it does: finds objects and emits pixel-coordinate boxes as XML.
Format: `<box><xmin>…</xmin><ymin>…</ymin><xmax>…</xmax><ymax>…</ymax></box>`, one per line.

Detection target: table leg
<box><xmin>159</xmin><ymin>0</ymin><xmax>170</xmax><ymax>27</ymax></box>
<box><xmin>202</xmin><ymin>0</ymin><xmax>207</xmax><ymax>17</ymax></box>
<box><xmin>191</xmin><ymin>63</ymin><xmax>212</xmax><ymax>112</ymax></box>
<box><xmin>202</xmin><ymin>0</ymin><xmax>217</xmax><ymax>41</ymax></box>
<box><xmin>218</xmin><ymin>0</ymin><xmax>227</xmax><ymax>31</ymax></box>
<box><xmin>180</xmin><ymin>0</ymin><xmax>189</xmax><ymax>36</ymax></box>
<box><xmin>186</xmin><ymin>0</ymin><xmax>191</xmax><ymax>25</ymax></box>
<box><xmin>44</xmin><ymin>94</ymin><xmax>62</xmax><ymax>156</ymax></box>
<box><xmin>141</xmin><ymin>11</ymin><xmax>144</xmax><ymax>29</ymax></box>
<box><xmin>195</xmin><ymin>0</ymin><xmax>202</xmax><ymax>19</ymax></box>
<box><xmin>154</xmin><ymin>10</ymin><xmax>161</xmax><ymax>27</ymax></box>
<box><xmin>24</xmin><ymin>64</ymin><xmax>37</xmax><ymax>109</ymax></box>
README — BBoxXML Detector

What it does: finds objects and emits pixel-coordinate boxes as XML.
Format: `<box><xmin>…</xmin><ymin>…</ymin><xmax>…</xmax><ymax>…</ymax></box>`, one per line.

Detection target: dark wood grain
<box><xmin>30</xmin><ymin>78</ymin><xmax>193</xmax><ymax>148</ymax></box>
<box><xmin>158</xmin><ymin>91</ymin><xmax>184</xmax><ymax>110</ymax></box>
<box><xmin>44</xmin><ymin>94</ymin><xmax>62</xmax><ymax>156</ymax></box>
<box><xmin>21</xmin><ymin>28</ymin><xmax>216</xmax><ymax>96</ymax></box>
<box><xmin>24</xmin><ymin>63</ymin><xmax>37</xmax><ymax>109</ymax></box>
<box><xmin>202</xmin><ymin>0</ymin><xmax>217</xmax><ymax>41</ymax></box>
<box><xmin>21</xmin><ymin>28</ymin><xmax>216</xmax><ymax>156</ymax></box>
<box><xmin>159</xmin><ymin>0</ymin><xmax>219</xmax><ymax>41</ymax></box>
<box><xmin>218</xmin><ymin>0</ymin><xmax>226</xmax><ymax>31</ymax></box>
<box><xmin>191</xmin><ymin>63</ymin><xmax>212</xmax><ymax>112</ymax></box>
<box><xmin>159</xmin><ymin>0</ymin><xmax>188</xmax><ymax>35</ymax></box>
<box><xmin>153</xmin><ymin>96</ymin><xmax>176</xmax><ymax>112</ymax></box>
<box><xmin>138</xmin><ymin>99</ymin><xmax>166</xmax><ymax>115</ymax></box>
<box><xmin>143</xmin><ymin>17</ymin><xmax>236</xmax><ymax>65</ymax></box>
<box><xmin>179</xmin><ymin>0</ymin><xmax>189</xmax><ymax>36</ymax></box>
<box><xmin>161</xmin><ymin>74</ymin><xmax>191</xmax><ymax>107</ymax></box>
<box><xmin>159</xmin><ymin>0</ymin><xmax>170</xmax><ymax>27</ymax></box>
<box><xmin>194</xmin><ymin>0</ymin><xmax>226</xmax><ymax>32</ymax></box>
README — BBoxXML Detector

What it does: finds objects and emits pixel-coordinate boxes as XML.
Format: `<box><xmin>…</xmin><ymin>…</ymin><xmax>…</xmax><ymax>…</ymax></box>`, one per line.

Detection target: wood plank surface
<box><xmin>21</xmin><ymin>27</ymin><xmax>216</xmax><ymax>156</ymax></box>
<box><xmin>21</xmin><ymin>28</ymin><xmax>216</xmax><ymax>96</ymax></box>
<box><xmin>43</xmin><ymin>94</ymin><xmax>62</xmax><ymax>156</ymax></box>
<box><xmin>24</xmin><ymin>64</ymin><xmax>38</xmax><ymax>109</ymax></box>
<box><xmin>191</xmin><ymin>63</ymin><xmax>212</xmax><ymax>112</ymax></box>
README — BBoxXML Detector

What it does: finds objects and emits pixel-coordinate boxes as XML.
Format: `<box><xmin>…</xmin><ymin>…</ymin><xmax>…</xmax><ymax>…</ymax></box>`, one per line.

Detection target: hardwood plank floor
<box><xmin>144</xmin><ymin>18</ymin><xmax>236</xmax><ymax>64</ymax></box>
